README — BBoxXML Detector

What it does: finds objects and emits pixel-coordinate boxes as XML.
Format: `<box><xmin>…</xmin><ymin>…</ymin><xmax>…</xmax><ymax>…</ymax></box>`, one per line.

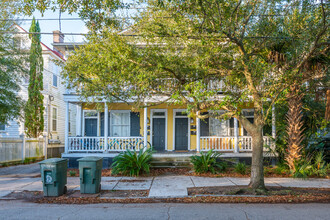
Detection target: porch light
<box><xmin>147</xmin><ymin>117</ymin><xmax>150</xmax><ymax>124</ymax></box>
<box><xmin>190</xmin><ymin>118</ymin><xmax>194</xmax><ymax>124</ymax></box>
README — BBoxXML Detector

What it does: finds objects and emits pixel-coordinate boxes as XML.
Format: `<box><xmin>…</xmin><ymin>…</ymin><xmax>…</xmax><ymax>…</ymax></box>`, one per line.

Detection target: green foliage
<box><xmin>23</xmin><ymin>158</ymin><xmax>31</xmax><ymax>164</ymax></box>
<box><xmin>69</xmin><ymin>170</ymin><xmax>77</xmax><ymax>177</ymax></box>
<box><xmin>273</xmin><ymin>164</ymin><xmax>290</xmax><ymax>176</ymax></box>
<box><xmin>190</xmin><ymin>150</ymin><xmax>225</xmax><ymax>174</ymax></box>
<box><xmin>0</xmin><ymin>1</ymin><xmax>27</xmax><ymax>124</ymax></box>
<box><xmin>24</xmin><ymin>17</ymin><xmax>44</xmax><ymax>138</ymax></box>
<box><xmin>1</xmin><ymin>162</ymin><xmax>9</xmax><ymax>167</ymax></box>
<box><xmin>293</xmin><ymin>152</ymin><xmax>329</xmax><ymax>178</ymax></box>
<box><xmin>111</xmin><ymin>148</ymin><xmax>153</xmax><ymax>176</ymax></box>
<box><xmin>234</xmin><ymin>162</ymin><xmax>247</xmax><ymax>175</ymax></box>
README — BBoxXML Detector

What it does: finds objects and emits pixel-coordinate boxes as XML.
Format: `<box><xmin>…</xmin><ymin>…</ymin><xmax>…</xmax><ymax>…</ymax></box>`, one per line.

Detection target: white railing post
<box><xmin>76</xmin><ymin>104</ymin><xmax>82</xmax><ymax>136</ymax></box>
<box><xmin>21</xmin><ymin>134</ymin><xmax>25</xmax><ymax>161</ymax></box>
<box><xmin>143</xmin><ymin>107</ymin><xmax>148</xmax><ymax>148</ymax></box>
<box><xmin>65</xmin><ymin>101</ymin><xmax>69</xmax><ymax>154</ymax></box>
<box><xmin>196</xmin><ymin>112</ymin><xmax>201</xmax><ymax>152</ymax></box>
<box><xmin>104</xmin><ymin>102</ymin><xmax>109</xmax><ymax>152</ymax></box>
<box><xmin>234</xmin><ymin>118</ymin><xmax>239</xmax><ymax>153</ymax></box>
<box><xmin>272</xmin><ymin>105</ymin><xmax>276</xmax><ymax>148</ymax></box>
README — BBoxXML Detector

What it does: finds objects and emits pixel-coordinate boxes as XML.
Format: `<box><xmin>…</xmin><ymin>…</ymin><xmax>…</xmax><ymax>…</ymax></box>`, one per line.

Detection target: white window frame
<box><xmin>208</xmin><ymin>110</ymin><xmax>230</xmax><ymax>137</ymax></box>
<box><xmin>110</xmin><ymin>110</ymin><xmax>131</xmax><ymax>137</ymax></box>
<box><xmin>173</xmin><ymin>109</ymin><xmax>191</xmax><ymax>151</ymax></box>
<box><xmin>150</xmin><ymin>109</ymin><xmax>168</xmax><ymax>150</ymax></box>
<box><xmin>241</xmin><ymin>109</ymin><xmax>254</xmax><ymax>136</ymax></box>
<box><xmin>52</xmin><ymin>73</ymin><xmax>58</xmax><ymax>88</ymax></box>
<box><xmin>52</xmin><ymin>107</ymin><xmax>58</xmax><ymax>132</ymax></box>
<box><xmin>82</xmin><ymin>110</ymin><xmax>99</xmax><ymax>137</ymax></box>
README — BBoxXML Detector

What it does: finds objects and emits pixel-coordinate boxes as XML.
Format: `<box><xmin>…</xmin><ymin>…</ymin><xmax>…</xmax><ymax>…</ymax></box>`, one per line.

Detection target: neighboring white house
<box><xmin>0</xmin><ymin>25</ymin><xmax>77</xmax><ymax>151</ymax></box>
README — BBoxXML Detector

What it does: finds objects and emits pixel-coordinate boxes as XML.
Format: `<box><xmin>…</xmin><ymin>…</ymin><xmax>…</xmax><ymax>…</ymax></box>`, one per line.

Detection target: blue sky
<box><xmin>19</xmin><ymin>10</ymin><xmax>87</xmax><ymax>48</ymax></box>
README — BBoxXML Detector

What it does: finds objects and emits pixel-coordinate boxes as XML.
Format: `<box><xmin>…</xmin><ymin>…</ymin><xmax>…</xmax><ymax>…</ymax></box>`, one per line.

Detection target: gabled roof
<box><xmin>14</xmin><ymin>24</ymin><xmax>66</xmax><ymax>61</ymax></box>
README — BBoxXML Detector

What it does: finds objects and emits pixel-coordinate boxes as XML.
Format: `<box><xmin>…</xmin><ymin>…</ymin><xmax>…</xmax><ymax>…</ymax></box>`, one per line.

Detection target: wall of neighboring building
<box><xmin>0</xmin><ymin>26</ymin><xmax>76</xmax><ymax>144</ymax></box>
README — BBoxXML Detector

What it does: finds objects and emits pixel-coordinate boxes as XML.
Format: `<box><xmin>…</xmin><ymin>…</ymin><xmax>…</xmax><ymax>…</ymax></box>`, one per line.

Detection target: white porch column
<box><xmin>104</xmin><ymin>102</ymin><xmax>109</xmax><ymax>151</ymax></box>
<box><xmin>65</xmin><ymin>101</ymin><xmax>69</xmax><ymax>153</ymax></box>
<box><xmin>143</xmin><ymin>107</ymin><xmax>148</xmax><ymax>147</ymax></box>
<box><xmin>272</xmin><ymin>105</ymin><xmax>276</xmax><ymax>147</ymax></box>
<box><xmin>76</xmin><ymin>104</ymin><xmax>82</xmax><ymax>136</ymax></box>
<box><xmin>234</xmin><ymin>118</ymin><xmax>239</xmax><ymax>153</ymax></box>
<box><xmin>196</xmin><ymin>112</ymin><xmax>201</xmax><ymax>152</ymax></box>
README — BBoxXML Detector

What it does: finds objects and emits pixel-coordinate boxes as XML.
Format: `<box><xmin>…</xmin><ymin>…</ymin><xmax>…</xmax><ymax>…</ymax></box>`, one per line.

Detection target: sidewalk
<box><xmin>1</xmin><ymin>174</ymin><xmax>330</xmax><ymax>199</ymax></box>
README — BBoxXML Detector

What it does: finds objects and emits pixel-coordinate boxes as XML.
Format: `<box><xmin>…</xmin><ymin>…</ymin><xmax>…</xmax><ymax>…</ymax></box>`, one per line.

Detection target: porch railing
<box><xmin>200</xmin><ymin>136</ymin><xmax>273</xmax><ymax>152</ymax></box>
<box><xmin>68</xmin><ymin>136</ymin><xmax>144</xmax><ymax>152</ymax></box>
<box><xmin>200</xmin><ymin>137</ymin><xmax>235</xmax><ymax>151</ymax></box>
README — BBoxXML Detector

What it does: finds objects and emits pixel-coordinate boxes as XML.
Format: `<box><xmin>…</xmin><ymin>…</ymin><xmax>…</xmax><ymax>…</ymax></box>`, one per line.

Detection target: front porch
<box><xmin>63</xmin><ymin>95</ymin><xmax>276</xmax><ymax>157</ymax></box>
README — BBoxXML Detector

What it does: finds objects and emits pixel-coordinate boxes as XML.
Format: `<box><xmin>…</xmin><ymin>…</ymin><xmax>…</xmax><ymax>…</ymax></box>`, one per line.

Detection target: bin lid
<box><xmin>38</xmin><ymin>158</ymin><xmax>68</xmax><ymax>164</ymax></box>
<box><xmin>77</xmin><ymin>156</ymin><xmax>103</xmax><ymax>162</ymax></box>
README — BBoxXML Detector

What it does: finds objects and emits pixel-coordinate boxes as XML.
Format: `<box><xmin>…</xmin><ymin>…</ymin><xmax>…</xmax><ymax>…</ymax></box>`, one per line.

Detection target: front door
<box><xmin>85</xmin><ymin>118</ymin><xmax>97</xmax><ymax>136</ymax></box>
<box><xmin>152</xmin><ymin>118</ymin><xmax>166</xmax><ymax>151</ymax></box>
<box><xmin>175</xmin><ymin>118</ymin><xmax>188</xmax><ymax>150</ymax></box>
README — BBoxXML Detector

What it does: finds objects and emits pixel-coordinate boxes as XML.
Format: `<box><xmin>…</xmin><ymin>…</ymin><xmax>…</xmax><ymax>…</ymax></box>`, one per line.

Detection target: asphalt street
<box><xmin>0</xmin><ymin>201</ymin><xmax>329</xmax><ymax>220</ymax></box>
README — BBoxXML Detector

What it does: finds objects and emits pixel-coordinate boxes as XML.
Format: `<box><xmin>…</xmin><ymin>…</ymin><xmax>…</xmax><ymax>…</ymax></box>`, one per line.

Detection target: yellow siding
<box><xmin>81</xmin><ymin>102</ymin><xmax>254</xmax><ymax>151</ymax></box>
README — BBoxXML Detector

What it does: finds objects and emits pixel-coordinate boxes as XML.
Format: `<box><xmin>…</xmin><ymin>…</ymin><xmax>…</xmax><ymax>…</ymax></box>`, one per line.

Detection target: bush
<box><xmin>234</xmin><ymin>162</ymin><xmax>247</xmax><ymax>175</ymax></box>
<box><xmin>190</xmin><ymin>150</ymin><xmax>224</xmax><ymax>174</ymax></box>
<box><xmin>69</xmin><ymin>170</ymin><xmax>77</xmax><ymax>177</ymax></box>
<box><xmin>111</xmin><ymin>148</ymin><xmax>153</xmax><ymax>176</ymax></box>
<box><xmin>293</xmin><ymin>151</ymin><xmax>329</xmax><ymax>178</ymax></box>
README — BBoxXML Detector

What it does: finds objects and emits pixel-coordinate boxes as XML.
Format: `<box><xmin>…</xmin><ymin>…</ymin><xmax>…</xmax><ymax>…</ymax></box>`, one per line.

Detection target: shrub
<box><xmin>190</xmin><ymin>150</ymin><xmax>223</xmax><ymax>174</ymax></box>
<box><xmin>293</xmin><ymin>151</ymin><xmax>329</xmax><ymax>178</ymax></box>
<box><xmin>23</xmin><ymin>158</ymin><xmax>31</xmax><ymax>164</ymax></box>
<box><xmin>234</xmin><ymin>162</ymin><xmax>247</xmax><ymax>175</ymax></box>
<box><xmin>69</xmin><ymin>170</ymin><xmax>77</xmax><ymax>177</ymax></box>
<box><xmin>111</xmin><ymin>148</ymin><xmax>153</xmax><ymax>176</ymax></box>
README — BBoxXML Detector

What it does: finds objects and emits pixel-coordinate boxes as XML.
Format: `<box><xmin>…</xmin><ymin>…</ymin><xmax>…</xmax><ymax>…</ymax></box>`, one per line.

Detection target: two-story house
<box><xmin>0</xmin><ymin>24</ymin><xmax>77</xmax><ymax>156</ymax></box>
<box><xmin>52</xmin><ymin>30</ymin><xmax>276</xmax><ymax>167</ymax></box>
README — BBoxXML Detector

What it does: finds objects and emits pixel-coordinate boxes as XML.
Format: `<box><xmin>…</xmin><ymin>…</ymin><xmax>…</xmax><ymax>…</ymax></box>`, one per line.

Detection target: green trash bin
<box><xmin>39</xmin><ymin>158</ymin><xmax>68</xmax><ymax>197</ymax></box>
<box><xmin>77</xmin><ymin>156</ymin><xmax>103</xmax><ymax>194</ymax></box>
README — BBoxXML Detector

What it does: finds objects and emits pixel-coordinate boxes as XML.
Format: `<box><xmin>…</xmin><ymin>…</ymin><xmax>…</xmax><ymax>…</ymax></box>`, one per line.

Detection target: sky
<box><xmin>19</xmin><ymin>10</ymin><xmax>87</xmax><ymax>48</ymax></box>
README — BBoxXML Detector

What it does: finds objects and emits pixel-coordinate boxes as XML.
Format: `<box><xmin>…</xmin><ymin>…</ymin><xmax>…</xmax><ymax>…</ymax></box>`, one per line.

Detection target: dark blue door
<box><xmin>175</xmin><ymin>118</ymin><xmax>188</xmax><ymax>150</ymax></box>
<box><xmin>152</xmin><ymin>118</ymin><xmax>165</xmax><ymax>151</ymax></box>
<box><xmin>85</xmin><ymin>119</ymin><xmax>97</xmax><ymax>136</ymax></box>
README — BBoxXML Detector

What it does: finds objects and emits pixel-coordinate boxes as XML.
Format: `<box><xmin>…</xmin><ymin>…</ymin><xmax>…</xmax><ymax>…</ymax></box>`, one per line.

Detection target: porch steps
<box><xmin>151</xmin><ymin>156</ymin><xmax>193</xmax><ymax>168</ymax></box>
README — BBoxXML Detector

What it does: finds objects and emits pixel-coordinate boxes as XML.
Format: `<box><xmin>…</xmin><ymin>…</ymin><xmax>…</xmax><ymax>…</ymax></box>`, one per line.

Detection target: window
<box><xmin>52</xmin><ymin>107</ymin><xmax>57</xmax><ymax>131</ymax></box>
<box><xmin>0</xmin><ymin>123</ymin><xmax>5</xmax><ymax>131</ymax></box>
<box><xmin>209</xmin><ymin>117</ymin><xmax>228</xmax><ymax>136</ymax></box>
<box><xmin>110</xmin><ymin>111</ymin><xmax>130</xmax><ymax>137</ymax></box>
<box><xmin>53</xmin><ymin>74</ymin><xmax>58</xmax><ymax>87</ymax></box>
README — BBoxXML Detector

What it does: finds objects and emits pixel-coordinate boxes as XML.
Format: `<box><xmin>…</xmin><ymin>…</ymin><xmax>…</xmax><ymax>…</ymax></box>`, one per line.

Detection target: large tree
<box><xmin>23</xmin><ymin>0</ymin><xmax>329</xmax><ymax>189</ymax></box>
<box><xmin>24</xmin><ymin>18</ymin><xmax>44</xmax><ymax>138</ymax></box>
<box><xmin>0</xmin><ymin>0</ymin><xmax>27</xmax><ymax>124</ymax></box>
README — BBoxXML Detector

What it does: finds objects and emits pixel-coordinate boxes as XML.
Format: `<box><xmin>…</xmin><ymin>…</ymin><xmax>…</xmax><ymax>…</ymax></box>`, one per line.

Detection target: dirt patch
<box><xmin>188</xmin><ymin>186</ymin><xmax>330</xmax><ymax>196</ymax></box>
<box><xmin>101</xmin><ymin>190</ymin><xmax>149</xmax><ymax>198</ymax></box>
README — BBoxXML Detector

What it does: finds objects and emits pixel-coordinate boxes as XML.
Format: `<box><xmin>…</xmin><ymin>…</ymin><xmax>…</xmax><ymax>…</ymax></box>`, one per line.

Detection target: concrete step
<box><xmin>151</xmin><ymin>157</ymin><xmax>192</xmax><ymax>168</ymax></box>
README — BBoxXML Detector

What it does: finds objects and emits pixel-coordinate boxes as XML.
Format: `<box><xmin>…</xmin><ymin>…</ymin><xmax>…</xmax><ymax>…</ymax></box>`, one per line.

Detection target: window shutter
<box><xmin>130</xmin><ymin>112</ymin><xmax>140</xmax><ymax>136</ymax></box>
<box><xmin>100</xmin><ymin>112</ymin><xmax>104</xmax><ymax>136</ymax></box>
<box><xmin>200</xmin><ymin>118</ymin><xmax>209</xmax><ymax>136</ymax></box>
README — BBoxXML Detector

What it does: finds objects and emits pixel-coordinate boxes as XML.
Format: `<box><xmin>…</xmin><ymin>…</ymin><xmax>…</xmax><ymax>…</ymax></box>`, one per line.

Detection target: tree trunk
<box><xmin>249</xmin><ymin>125</ymin><xmax>265</xmax><ymax>189</ymax></box>
<box><xmin>239</xmin><ymin>110</ymin><xmax>265</xmax><ymax>190</ymax></box>
<box><xmin>326</xmin><ymin>89</ymin><xmax>330</xmax><ymax>122</ymax></box>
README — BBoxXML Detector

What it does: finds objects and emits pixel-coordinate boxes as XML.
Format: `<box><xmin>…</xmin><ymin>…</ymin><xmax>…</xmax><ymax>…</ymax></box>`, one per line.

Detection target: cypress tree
<box><xmin>24</xmin><ymin>18</ymin><xmax>44</xmax><ymax>138</ymax></box>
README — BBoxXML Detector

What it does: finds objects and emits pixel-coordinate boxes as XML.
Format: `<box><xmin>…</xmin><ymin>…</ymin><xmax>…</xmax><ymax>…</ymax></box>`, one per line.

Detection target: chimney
<box><xmin>52</xmin><ymin>30</ymin><xmax>65</xmax><ymax>57</ymax></box>
<box><xmin>53</xmin><ymin>30</ymin><xmax>64</xmax><ymax>43</ymax></box>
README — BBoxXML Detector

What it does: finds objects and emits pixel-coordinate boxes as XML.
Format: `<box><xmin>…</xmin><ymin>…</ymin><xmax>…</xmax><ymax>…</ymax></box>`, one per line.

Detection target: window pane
<box><xmin>53</xmin><ymin>74</ymin><xmax>58</xmax><ymax>87</ymax></box>
<box><xmin>153</xmin><ymin>112</ymin><xmax>165</xmax><ymax>116</ymax></box>
<box><xmin>111</xmin><ymin>112</ymin><xmax>130</xmax><ymax>136</ymax></box>
<box><xmin>0</xmin><ymin>123</ymin><xmax>5</xmax><ymax>131</ymax></box>
<box><xmin>84</xmin><ymin>111</ymin><xmax>97</xmax><ymax>117</ymax></box>
<box><xmin>209</xmin><ymin>117</ymin><xmax>228</xmax><ymax>136</ymax></box>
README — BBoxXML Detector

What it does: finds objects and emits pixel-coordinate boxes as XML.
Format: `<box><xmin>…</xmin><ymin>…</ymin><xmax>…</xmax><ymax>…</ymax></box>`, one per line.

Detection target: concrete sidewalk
<box><xmin>1</xmin><ymin>175</ymin><xmax>329</xmax><ymax>199</ymax></box>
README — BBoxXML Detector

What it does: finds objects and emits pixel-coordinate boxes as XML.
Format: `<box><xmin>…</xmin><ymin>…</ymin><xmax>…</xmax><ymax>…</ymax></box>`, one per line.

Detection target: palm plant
<box><xmin>111</xmin><ymin>148</ymin><xmax>153</xmax><ymax>176</ymax></box>
<box><xmin>190</xmin><ymin>150</ymin><xmax>225</xmax><ymax>174</ymax></box>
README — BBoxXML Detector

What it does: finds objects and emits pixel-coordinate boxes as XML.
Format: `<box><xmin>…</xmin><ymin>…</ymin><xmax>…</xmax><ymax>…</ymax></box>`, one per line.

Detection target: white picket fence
<box><xmin>0</xmin><ymin>137</ymin><xmax>46</xmax><ymax>163</ymax></box>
